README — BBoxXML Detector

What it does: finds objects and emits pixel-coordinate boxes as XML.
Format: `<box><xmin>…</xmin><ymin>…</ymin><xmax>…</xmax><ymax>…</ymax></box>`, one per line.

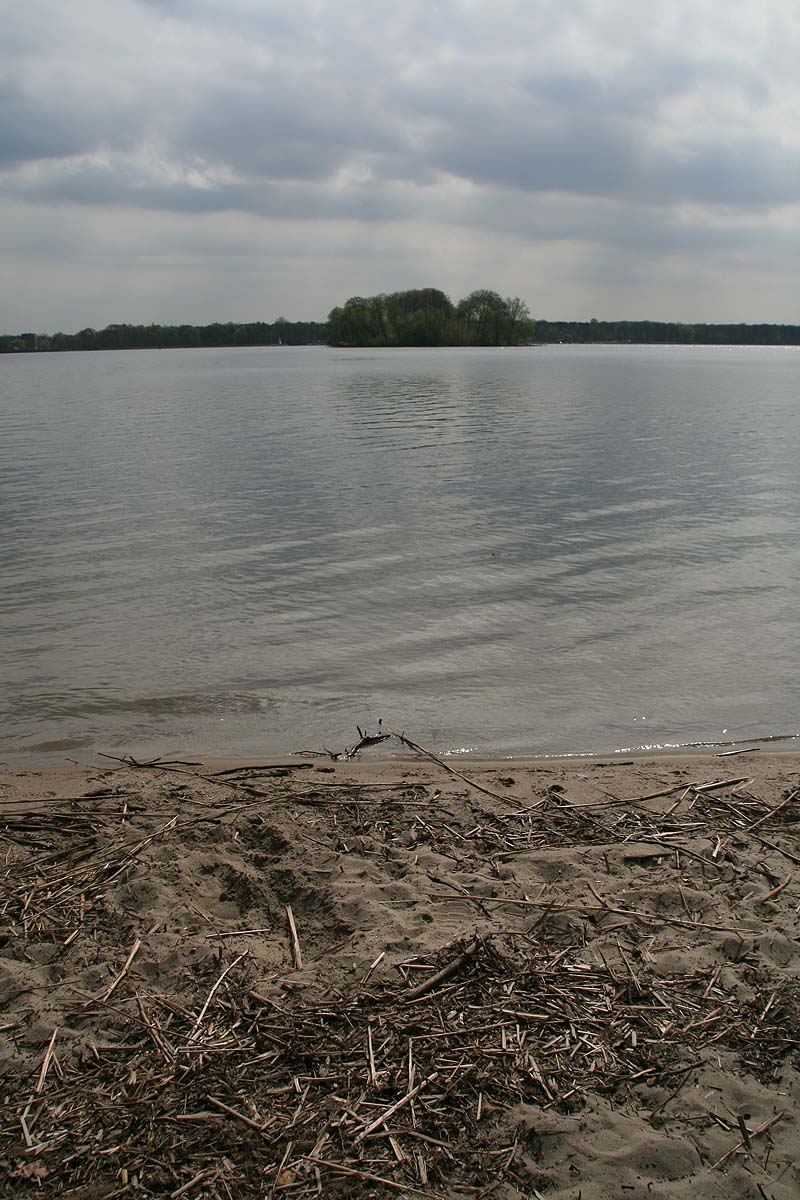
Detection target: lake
<box><xmin>2</xmin><ymin>343</ymin><xmax>799</xmax><ymax>763</ymax></box>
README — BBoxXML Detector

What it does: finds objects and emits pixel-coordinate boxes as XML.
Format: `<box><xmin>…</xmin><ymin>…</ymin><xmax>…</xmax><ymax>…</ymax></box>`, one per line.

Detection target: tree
<box><xmin>456</xmin><ymin>290</ymin><xmax>533</xmax><ymax>345</ymax></box>
<box><xmin>387</xmin><ymin>288</ymin><xmax>455</xmax><ymax>345</ymax></box>
<box><xmin>326</xmin><ymin>296</ymin><xmax>391</xmax><ymax>346</ymax></box>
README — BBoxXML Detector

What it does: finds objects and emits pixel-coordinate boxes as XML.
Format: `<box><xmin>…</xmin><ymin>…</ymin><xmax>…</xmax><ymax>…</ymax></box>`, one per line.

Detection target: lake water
<box><xmin>2</xmin><ymin>344</ymin><xmax>799</xmax><ymax>764</ymax></box>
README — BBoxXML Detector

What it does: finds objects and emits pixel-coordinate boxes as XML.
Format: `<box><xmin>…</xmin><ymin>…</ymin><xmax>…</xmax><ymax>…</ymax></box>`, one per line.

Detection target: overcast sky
<box><xmin>3</xmin><ymin>0</ymin><xmax>798</xmax><ymax>331</ymax></box>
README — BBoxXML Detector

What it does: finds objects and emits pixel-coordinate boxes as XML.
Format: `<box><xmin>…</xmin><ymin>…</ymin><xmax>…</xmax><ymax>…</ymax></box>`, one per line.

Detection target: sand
<box><xmin>1</xmin><ymin>748</ymin><xmax>798</xmax><ymax>1198</ymax></box>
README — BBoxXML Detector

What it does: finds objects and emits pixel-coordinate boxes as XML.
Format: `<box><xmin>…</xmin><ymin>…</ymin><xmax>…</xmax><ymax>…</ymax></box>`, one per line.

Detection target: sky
<box><xmin>2</xmin><ymin>0</ymin><xmax>799</xmax><ymax>332</ymax></box>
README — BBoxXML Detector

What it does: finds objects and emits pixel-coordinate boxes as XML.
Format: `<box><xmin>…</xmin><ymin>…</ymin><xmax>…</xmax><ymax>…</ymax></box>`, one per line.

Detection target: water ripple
<box><xmin>2</xmin><ymin>344</ymin><xmax>799</xmax><ymax>760</ymax></box>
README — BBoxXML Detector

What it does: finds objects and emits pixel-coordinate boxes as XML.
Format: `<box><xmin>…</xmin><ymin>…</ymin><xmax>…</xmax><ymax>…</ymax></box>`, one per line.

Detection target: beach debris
<box><xmin>1</xmin><ymin>753</ymin><xmax>798</xmax><ymax>1197</ymax></box>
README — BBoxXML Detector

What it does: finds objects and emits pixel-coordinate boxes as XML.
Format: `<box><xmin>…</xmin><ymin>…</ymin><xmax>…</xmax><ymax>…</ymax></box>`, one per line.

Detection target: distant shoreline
<box><xmin>3</xmin><ymin>317</ymin><xmax>800</xmax><ymax>354</ymax></box>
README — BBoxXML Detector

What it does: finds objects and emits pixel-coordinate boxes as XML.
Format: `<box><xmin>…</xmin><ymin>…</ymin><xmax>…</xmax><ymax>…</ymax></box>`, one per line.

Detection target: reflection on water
<box><xmin>1</xmin><ymin>344</ymin><xmax>799</xmax><ymax>761</ymax></box>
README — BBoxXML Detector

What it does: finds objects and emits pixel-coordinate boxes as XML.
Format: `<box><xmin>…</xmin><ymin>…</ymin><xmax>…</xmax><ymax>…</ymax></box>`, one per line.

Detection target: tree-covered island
<box><xmin>326</xmin><ymin>288</ymin><xmax>533</xmax><ymax>346</ymax></box>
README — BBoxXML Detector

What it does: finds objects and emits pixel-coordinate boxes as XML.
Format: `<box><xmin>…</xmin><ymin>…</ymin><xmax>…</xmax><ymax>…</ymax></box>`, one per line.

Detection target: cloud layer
<box><xmin>2</xmin><ymin>0</ymin><xmax>799</xmax><ymax>329</ymax></box>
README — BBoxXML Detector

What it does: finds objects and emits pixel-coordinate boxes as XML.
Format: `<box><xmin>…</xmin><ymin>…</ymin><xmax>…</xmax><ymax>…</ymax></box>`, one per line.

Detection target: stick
<box><xmin>360</xmin><ymin>950</ymin><xmax>385</xmax><ymax>986</ymax></box>
<box><xmin>367</xmin><ymin>1025</ymin><xmax>377</xmax><ymax>1086</ymax></box>
<box><xmin>612</xmin><ymin>777</ymin><xmax>746</xmax><ymax>805</ymax></box>
<box><xmin>19</xmin><ymin>1110</ymin><xmax>33</xmax><ymax>1149</ymax></box>
<box><xmin>389</xmin><ymin>731</ymin><xmax>521</xmax><ymax>803</ymax></box>
<box><xmin>188</xmin><ymin>953</ymin><xmax>247</xmax><ymax>1040</ymax></box>
<box><xmin>633</xmin><ymin>837</ymin><xmax>722</xmax><ymax>870</ymax></box>
<box><xmin>736</xmin><ymin>1113</ymin><xmax>753</xmax><ymax>1153</ymax></box>
<box><xmin>270</xmin><ymin>1140</ymin><xmax>294</xmax><ymax>1199</ymax></box>
<box><xmin>746</xmin><ymin>790</ymin><xmax>798</xmax><ymax>832</ymax></box>
<box><xmin>755</xmin><ymin>879</ymin><xmax>789</xmax><ymax>904</ymax></box>
<box><xmin>426</xmin><ymin>894</ymin><xmax>737</xmax><ymax>931</ymax></box>
<box><xmin>345</xmin><ymin>732</ymin><xmax>392</xmax><ymax>757</ymax></box>
<box><xmin>171</xmin><ymin>1170</ymin><xmax>218</xmax><ymax>1198</ymax></box>
<box><xmin>98</xmin><ymin>752</ymin><xmax>201</xmax><ymax>767</ymax></box>
<box><xmin>104</xmin><ymin>815</ymin><xmax>180</xmax><ymax>882</ymax></box>
<box><xmin>286</xmin><ymin>906</ymin><xmax>303</xmax><ymax>969</ymax></box>
<box><xmin>710</xmin><ymin>1111</ymin><xmax>785</xmax><ymax>1169</ymax></box>
<box><xmin>649</xmin><ymin>1061</ymin><xmax>703</xmax><ymax>1115</ymax></box>
<box><xmin>690</xmin><ymin>777</ymin><xmax>749</xmax><ymax>794</ymax></box>
<box><xmin>100</xmin><ymin>938</ymin><xmax>141</xmax><ymax>1002</ymax></box>
<box><xmin>750</xmin><ymin>833</ymin><xmax>800</xmax><ymax>866</ymax></box>
<box><xmin>207</xmin><ymin>1095</ymin><xmax>272</xmax><ymax>1135</ymax></box>
<box><xmin>307</xmin><ymin>1158</ymin><xmax>442</xmax><ymax>1197</ymax></box>
<box><xmin>404</xmin><ymin>941</ymin><xmax>480</xmax><ymax>1001</ymax></box>
<box><xmin>217</xmin><ymin>928</ymin><xmax>273</xmax><ymax>938</ymax></box>
<box><xmin>352</xmin><ymin>1072</ymin><xmax>439</xmax><ymax>1145</ymax></box>
<box><xmin>35</xmin><ymin>1028</ymin><xmax>59</xmax><ymax>1093</ymax></box>
<box><xmin>209</xmin><ymin>763</ymin><xmax>314</xmax><ymax>775</ymax></box>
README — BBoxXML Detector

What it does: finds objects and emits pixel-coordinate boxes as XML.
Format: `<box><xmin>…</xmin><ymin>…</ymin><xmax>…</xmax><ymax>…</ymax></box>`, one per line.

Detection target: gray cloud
<box><xmin>1</xmin><ymin>0</ymin><xmax>799</xmax><ymax>328</ymax></box>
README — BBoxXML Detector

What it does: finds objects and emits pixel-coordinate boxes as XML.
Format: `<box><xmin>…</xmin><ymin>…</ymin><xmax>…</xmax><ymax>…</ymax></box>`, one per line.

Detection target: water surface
<box><xmin>2</xmin><ymin>344</ymin><xmax>799</xmax><ymax>762</ymax></box>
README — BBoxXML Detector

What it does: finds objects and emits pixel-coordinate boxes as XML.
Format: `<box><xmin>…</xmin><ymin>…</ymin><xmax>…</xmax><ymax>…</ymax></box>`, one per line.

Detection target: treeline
<box><xmin>533</xmin><ymin>319</ymin><xmax>800</xmax><ymax>345</ymax></box>
<box><xmin>3</xmin><ymin>309</ymin><xmax>800</xmax><ymax>354</ymax></box>
<box><xmin>0</xmin><ymin>319</ymin><xmax>326</xmax><ymax>354</ymax></box>
<box><xmin>327</xmin><ymin>288</ymin><xmax>533</xmax><ymax>346</ymax></box>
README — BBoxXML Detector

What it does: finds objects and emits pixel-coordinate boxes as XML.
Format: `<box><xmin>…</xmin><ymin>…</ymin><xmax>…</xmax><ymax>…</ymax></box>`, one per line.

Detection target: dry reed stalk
<box><xmin>187</xmin><ymin>953</ymin><xmax>248</xmax><ymax>1041</ymax></box>
<box><xmin>286</xmin><ymin>905</ymin><xmax>303</xmax><ymax>969</ymax></box>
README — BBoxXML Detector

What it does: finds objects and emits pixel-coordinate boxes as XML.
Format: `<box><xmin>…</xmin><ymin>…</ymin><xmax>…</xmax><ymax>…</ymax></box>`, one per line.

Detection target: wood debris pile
<box><xmin>1</xmin><ymin>753</ymin><xmax>797</xmax><ymax>1198</ymax></box>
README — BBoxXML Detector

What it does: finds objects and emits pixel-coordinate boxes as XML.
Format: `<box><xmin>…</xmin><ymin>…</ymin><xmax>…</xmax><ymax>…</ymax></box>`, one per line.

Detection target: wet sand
<box><xmin>1</xmin><ymin>751</ymin><xmax>798</xmax><ymax>1198</ymax></box>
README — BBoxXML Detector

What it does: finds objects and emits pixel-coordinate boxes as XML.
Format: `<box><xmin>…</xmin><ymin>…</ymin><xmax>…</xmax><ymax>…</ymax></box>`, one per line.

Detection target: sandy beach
<box><xmin>1</xmin><ymin>748</ymin><xmax>798</xmax><ymax>1198</ymax></box>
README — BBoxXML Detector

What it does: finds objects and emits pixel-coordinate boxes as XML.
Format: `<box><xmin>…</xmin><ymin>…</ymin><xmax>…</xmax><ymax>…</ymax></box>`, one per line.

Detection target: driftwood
<box><xmin>299</xmin><ymin>725</ymin><xmax>534</xmax><ymax>805</ymax></box>
<box><xmin>389</xmin><ymin>730</ymin><xmax>530</xmax><ymax>804</ymax></box>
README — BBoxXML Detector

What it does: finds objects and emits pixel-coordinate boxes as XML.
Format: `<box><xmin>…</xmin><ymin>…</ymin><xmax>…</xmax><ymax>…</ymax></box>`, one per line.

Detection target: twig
<box><xmin>345</xmin><ymin>731</ymin><xmax>392</xmax><ymax>757</ymax></box>
<box><xmin>389</xmin><ymin>731</ymin><xmax>523</xmax><ymax>803</ymax></box>
<box><xmin>367</xmin><ymin>1025</ymin><xmax>377</xmax><ymax>1086</ymax></box>
<box><xmin>352</xmin><ymin>1072</ymin><xmax>439</xmax><ymax>1145</ymax></box>
<box><xmin>171</xmin><ymin>1169</ymin><xmax>219</xmax><ymax>1198</ymax></box>
<box><xmin>35</xmin><ymin>1028</ymin><xmax>59</xmax><ymax>1093</ymax></box>
<box><xmin>755</xmin><ymin>879</ymin><xmax>789</xmax><ymax>904</ymax></box>
<box><xmin>690</xmin><ymin>777</ymin><xmax>750</xmax><ymax>794</ymax></box>
<box><xmin>188</xmin><ymin>953</ymin><xmax>247</xmax><ymax>1040</ymax></box>
<box><xmin>750</xmin><ymin>833</ymin><xmax>800</xmax><ymax>866</ymax></box>
<box><xmin>404</xmin><ymin>941</ymin><xmax>480</xmax><ymax>1001</ymax></box>
<box><xmin>286</xmin><ymin>905</ymin><xmax>303</xmax><ymax>969</ymax></box>
<box><xmin>207</xmin><ymin>1095</ymin><xmax>272</xmax><ymax>1135</ymax></box>
<box><xmin>710</xmin><ymin>1111</ymin><xmax>785</xmax><ymax>1169</ymax></box>
<box><xmin>209</xmin><ymin>763</ymin><xmax>314</xmax><ymax>775</ymax></box>
<box><xmin>746</xmin><ymin>790</ymin><xmax>798</xmax><ymax>832</ymax></box>
<box><xmin>307</xmin><ymin>1157</ymin><xmax>443</xmax><ymax>1197</ymax></box>
<box><xmin>360</xmin><ymin>950</ymin><xmax>385</xmax><ymax>986</ymax></box>
<box><xmin>426</xmin><ymin>894</ymin><xmax>737</xmax><ymax>931</ymax></box>
<box><xmin>100</xmin><ymin>937</ymin><xmax>142</xmax><ymax>1002</ymax></box>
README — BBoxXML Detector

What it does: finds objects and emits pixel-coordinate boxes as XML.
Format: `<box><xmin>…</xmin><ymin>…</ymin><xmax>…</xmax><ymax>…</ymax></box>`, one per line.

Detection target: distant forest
<box><xmin>533</xmin><ymin>319</ymin><xmax>800</xmax><ymax>345</ymax></box>
<box><xmin>2</xmin><ymin>291</ymin><xmax>799</xmax><ymax>353</ymax></box>
<box><xmin>0</xmin><ymin>318</ymin><xmax>326</xmax><ymax>354</ymax></box>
